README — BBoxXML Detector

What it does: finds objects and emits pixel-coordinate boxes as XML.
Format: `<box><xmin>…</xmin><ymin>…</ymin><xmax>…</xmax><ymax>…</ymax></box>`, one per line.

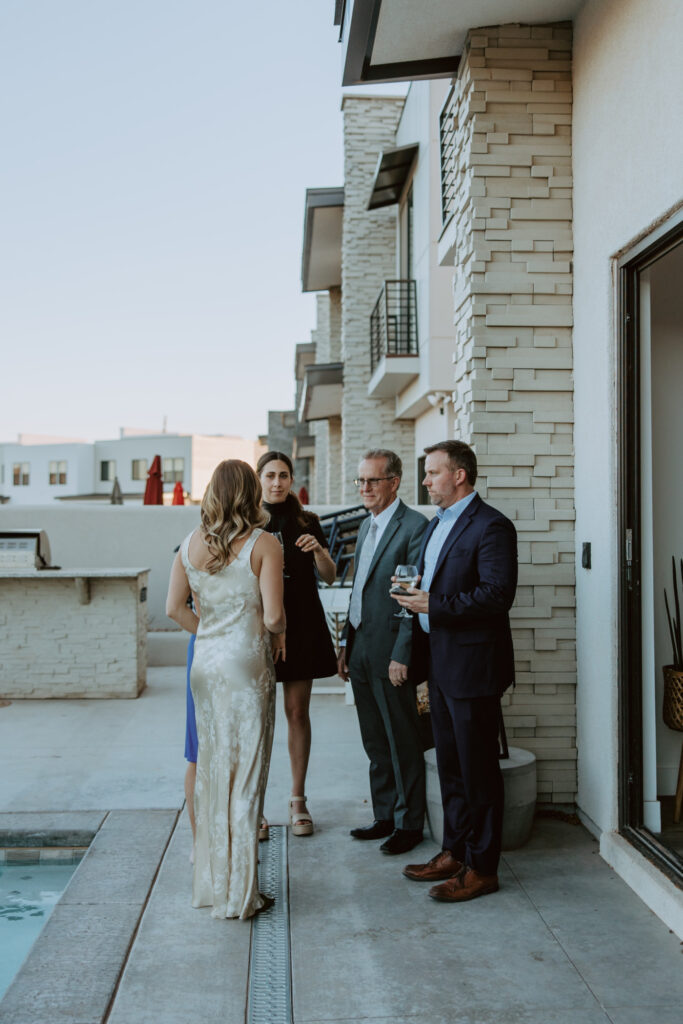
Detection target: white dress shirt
<box><xmin>418</xmin><ymin>491</ymin><xmax>477</xmax><ymax>633</ymax></box>
<box><xmin>341</xmin><ymin>496</ymin><xmax>401</xmax><ymax>643</ymax></box>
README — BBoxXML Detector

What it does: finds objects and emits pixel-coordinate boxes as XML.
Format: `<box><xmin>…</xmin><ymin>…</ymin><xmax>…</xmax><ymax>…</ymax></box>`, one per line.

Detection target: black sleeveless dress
<box><xmin>263</xmin><ymin>498</ymin><xmax>338</xmax><ymax>683</ymax></box>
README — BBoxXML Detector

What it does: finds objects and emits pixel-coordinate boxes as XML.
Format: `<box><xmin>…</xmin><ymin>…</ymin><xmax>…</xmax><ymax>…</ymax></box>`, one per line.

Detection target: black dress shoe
<box><xmin>349</xmin><ymin>819</ymin><xmax>394</xmax><ymax>840</ymax></box>
<box><xmin>380</xmin><ymin>828</ymin><xmax>424</xmax><ymax>855</ymax></box>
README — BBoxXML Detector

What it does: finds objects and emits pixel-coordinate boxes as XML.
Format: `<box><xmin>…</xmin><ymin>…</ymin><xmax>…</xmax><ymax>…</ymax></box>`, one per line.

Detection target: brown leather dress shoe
<box><xmin>402</xmin><ymin>849</ymin><xmax>463</xmax><ymax>881</ymax></box>
<box><xmin>429</xmin><ymin>866</ymin><xmax>499</xmax><ymax>902</ymax></box>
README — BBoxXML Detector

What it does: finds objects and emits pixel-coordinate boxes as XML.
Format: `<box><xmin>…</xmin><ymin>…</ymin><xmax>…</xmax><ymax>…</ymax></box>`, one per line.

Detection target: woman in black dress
<box><xmin>257</xmin><ymin>451</ymin><xmax>337</xmax><ymax>836</ymax></box>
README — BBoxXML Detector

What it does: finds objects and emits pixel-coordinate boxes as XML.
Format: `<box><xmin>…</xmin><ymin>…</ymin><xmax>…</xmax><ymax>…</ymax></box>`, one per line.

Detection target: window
<box><xmin>13</xmin><ymin>462</ymin><xmax>30</xmax><ymax>486</ymax></box>
<box><xmin>131</xmin><ymin>458</ymin><xmax>148</xmax><ymax>481</ymax></box>
<box><xmin>100</xmin><ymin>460</ymin><xmax>116</xmax><ymax>482</ymax></box>
<box><xmin>163</xmin><ymin>457</ymin><xmax>184</xmax><ymax>483</ymax></box>
<box><xmin>49</xmin><ymin>460</ymin><xmax>67</xmax><ymax>485</ymax></box>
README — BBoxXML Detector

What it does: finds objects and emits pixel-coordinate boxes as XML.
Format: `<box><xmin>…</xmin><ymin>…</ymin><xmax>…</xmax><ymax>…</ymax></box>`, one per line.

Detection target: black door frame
<box><xmin>617</xmin><ymin>206</ymin><xmax>683</xmax><ymax>886</ymax></box>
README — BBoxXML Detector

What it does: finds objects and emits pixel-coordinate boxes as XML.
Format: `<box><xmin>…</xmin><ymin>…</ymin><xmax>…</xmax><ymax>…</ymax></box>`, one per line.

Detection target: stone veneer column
<box><xmin>341</xmin><ymin>97</ymin><xmax>416</xmax><ymax>503</ymax></box>
<box><xmin>444</xmin><ymin>23</ymin><xmax>576</xmax><ymax>806</ymax></box>
<box><xmin>309</xmin><ymin>292</ymin><xmax>343</xmax><ymax>504</ymax></box>
<box><xmin>326</xmin><ymin>287</ymin><xmax>343</xmax><ymax>504</ymax></box>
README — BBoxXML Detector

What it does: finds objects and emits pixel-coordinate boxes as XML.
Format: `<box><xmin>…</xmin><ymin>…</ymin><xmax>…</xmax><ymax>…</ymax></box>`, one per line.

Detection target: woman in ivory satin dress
<box><xmin>166</xmin><ymin>460</ymin><xmax>285</xmax><ymax>920</ymax></box>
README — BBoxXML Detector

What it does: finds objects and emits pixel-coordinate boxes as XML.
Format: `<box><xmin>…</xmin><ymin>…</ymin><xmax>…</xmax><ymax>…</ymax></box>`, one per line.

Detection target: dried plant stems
<box><xmin>664</xmin><ymin>556</ymin><xmax>683</xmax><ymax>669</ymax></box>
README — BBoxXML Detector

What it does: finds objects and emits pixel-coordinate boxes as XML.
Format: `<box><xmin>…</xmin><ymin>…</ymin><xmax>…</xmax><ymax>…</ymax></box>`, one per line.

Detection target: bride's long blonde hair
<box><xmin>200</xmin><ymin>460</ymin><xmax>269</xmax><ymax>573</ymax></box>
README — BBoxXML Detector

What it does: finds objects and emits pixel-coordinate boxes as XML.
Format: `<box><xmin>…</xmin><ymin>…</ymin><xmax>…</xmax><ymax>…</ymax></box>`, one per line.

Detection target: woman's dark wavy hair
<box><xmin>256</xmin><ymin>450</ymin><xmax>316</xmax><ymax>531</ymax></box>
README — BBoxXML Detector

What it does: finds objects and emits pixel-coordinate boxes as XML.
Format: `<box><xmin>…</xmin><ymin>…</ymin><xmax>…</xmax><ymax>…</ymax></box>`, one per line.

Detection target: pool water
<box><xmin>0</xmin><ymin>861</ymin><xmax>79</xmax><ymax>1001</ymax></box>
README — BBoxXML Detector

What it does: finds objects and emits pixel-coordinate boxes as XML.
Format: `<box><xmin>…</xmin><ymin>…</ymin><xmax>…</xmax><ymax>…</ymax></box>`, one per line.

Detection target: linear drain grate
<box><xmin>247</xmin><ymin>825</ymin><xmax>292</xmax><ymax>1024</ymax></box>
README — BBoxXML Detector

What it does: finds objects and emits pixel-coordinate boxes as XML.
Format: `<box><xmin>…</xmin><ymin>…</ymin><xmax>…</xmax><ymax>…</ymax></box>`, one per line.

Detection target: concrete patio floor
<box><xmin>1</xmin><ymin>667</ymin><xmax>682</xmax><ymax>1023</ymax></box>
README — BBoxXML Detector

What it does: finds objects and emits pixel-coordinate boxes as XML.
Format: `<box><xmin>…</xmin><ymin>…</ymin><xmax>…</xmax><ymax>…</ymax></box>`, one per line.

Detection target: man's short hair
<box><xmin>361</xmin><ymin>448</ymin><xmax>403</xmax><ymax>480</ymax></box>
<box><xmin>423</xmin><ymin>440</ymin><xmax>477</xmax><ymax>486</ymax></box>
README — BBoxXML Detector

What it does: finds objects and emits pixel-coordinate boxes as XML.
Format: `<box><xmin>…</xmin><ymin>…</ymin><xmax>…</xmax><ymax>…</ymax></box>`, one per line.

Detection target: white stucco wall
<box><xmin>189</xmin><ymin>436</ymin><xmax>263</xmax><ymax>500</ymax></box>
<box><xmin>0</xmin><ymin>505</ymin><xmax>200</xmax><ymax>629</ymax></box>
<box><xmin>394</xmin><ymin>81</ymin><xmax>458</xmax><ymax>475</ymax></box>
<box><xmin>572</xmin><ymin>0</ymin><xmax>683</xmax><ymax>832</ymax></box>
<box><xmin>0</xmin><ymin>434</ymin><xmax>262</xmax><ymax>505</ymax></box>
<box><xmin>93</xmin><ymin>435</ymin><xmax>193</xmax><ymax>497</ymax></box>
<box><xmin>0</xmin><ymin>442</ymin><xmax>94</xmax><ymax>504</ymax></box>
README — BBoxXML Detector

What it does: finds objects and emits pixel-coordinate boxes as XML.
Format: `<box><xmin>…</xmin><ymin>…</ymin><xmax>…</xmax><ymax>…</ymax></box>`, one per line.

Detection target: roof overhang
<box><xmin>298</xmin><ymin>363</ymin><xmax>344</xmax><ymax>422</ymax></box>
<box><xmin>337</xmin><ymin>0</ymin><xmax>582</xmax><ymax>86</ymax></box>
<box><xmin>301</xmin><ymin>188</ymin><xmax>344</xmax><ymax>293</ymax></box>
<box><xmin>292</xmin><ymin>432</ymin><xmax>316</xmax><ymax>460</ymax></box>
<box><xmin>368</xmin><ymin>144</ymin><xmax>418</xmax><ymax>210</ymax></box>
<box><xmin>295</xmin><ymin>342</ymin><xmax>317</xmax><ymax>381</ymax></box>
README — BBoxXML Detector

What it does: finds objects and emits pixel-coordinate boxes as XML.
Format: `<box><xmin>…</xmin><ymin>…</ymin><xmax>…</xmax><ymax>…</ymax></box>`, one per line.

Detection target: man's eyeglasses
<box><xmin>353</xmin><ymin>476</ymin><xmax>396</xmax><ymax>488</ymax></box>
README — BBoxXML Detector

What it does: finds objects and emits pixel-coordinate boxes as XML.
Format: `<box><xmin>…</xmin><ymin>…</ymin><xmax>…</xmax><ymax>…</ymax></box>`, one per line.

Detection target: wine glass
<box><xmin>391</xmin><ymin>564</ymin><xmax>419</xmax><ymax>619</ymax></box>
<box><xmin>273</xmin><ymin>532</ymin><xmax>290</xmax><ymax>579</ymax></box>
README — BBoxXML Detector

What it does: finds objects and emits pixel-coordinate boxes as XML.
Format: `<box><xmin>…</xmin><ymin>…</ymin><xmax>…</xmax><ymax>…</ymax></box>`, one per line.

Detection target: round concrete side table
<box><xmin>425</xmin><ymin>745</ymin><xmax>537</xmax><ymax>851</ymax></box>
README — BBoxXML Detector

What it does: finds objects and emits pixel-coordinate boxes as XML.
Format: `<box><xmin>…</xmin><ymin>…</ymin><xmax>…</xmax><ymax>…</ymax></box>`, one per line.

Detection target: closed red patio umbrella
<box><xmin>143</xmin><ymin>455</ymin><xmax>163</xmax><ymax>505</ymax></box>
<box><xmin>172</xmin><ymin>481</ymin><xmax>184</xmax><ymax>505</ymax></box>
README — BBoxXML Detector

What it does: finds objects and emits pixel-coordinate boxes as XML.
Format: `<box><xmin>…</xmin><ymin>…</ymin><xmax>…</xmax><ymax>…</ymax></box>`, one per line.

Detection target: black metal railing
<box><xmin>318</xmin><ymin>504</ymin><xmax>369</xmax><ymax>585</ymax></box>
<box><xmin>369</xmin><ymin>280</ymin><xmax>418</xmax><ymax>373</ymax></box>
<box><xmin>439</xmin><ymin>83</ymin><xmax>457</xmax><ymax>225</ymax></box>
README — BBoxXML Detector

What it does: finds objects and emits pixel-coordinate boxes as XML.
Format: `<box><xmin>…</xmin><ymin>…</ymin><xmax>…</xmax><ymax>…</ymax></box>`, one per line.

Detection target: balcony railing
<box><xmin>439</xmin><ymin>83</ymin><xmax>457</xmax><ymax>225</ymax></box>
<box><xmin>370</xmin><ymin>280</ymin><xmax>418</xmax><ymax>374</ymax></box>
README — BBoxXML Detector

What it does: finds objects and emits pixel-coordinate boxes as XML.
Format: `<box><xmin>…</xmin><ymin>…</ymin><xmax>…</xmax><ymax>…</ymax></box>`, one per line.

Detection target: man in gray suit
<box><xmin>338</xmin><ymin>449</ymin><xmax>428</xmax><ymax>855</ymax></box>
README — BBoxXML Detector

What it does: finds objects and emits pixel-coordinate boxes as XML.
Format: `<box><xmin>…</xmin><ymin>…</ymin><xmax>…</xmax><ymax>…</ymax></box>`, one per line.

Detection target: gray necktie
<box><xmin>348</xmin><ymin>520</ymin><xmax>377</xmax><ymax>629</ymax></box>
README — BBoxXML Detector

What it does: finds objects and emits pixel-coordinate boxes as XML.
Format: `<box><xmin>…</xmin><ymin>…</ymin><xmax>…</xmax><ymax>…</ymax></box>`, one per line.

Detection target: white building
<box><xmin>299</xmin><ymin>81</ymin><xmax>578</xmax><ymax>872</ymax></box>
<box><xmin>333</xmin><ymin>0</ymin><xmax>683</xmax><ymax>934</ymax></box>
<box><xmin>0</xmin><ymin>431</ymin><xmax>264</xmax><ymax>504</ymax></box>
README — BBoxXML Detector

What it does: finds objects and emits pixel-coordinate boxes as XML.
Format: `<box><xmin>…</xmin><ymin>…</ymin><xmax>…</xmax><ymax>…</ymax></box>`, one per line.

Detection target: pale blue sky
<box><xmin>0</xmin><ymin>1</ymin><xmax>349</xmax><ymax>442</ymax></box>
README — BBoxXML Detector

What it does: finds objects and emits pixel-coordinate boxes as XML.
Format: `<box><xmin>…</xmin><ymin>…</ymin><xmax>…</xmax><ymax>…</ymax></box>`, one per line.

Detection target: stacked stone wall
<box><xmin>341</xmin><ymin>97</ymin><xmax>416</xmax><ymax>503</ymax></box>
<box><xmin>328</xmin><ymin>286</ymin><xmax>342</xmax><ymax>361</ymax></box>
<box><xmin>309</xmin><ymin>294</ymin><xmax>335</xmax><ymax>503</ymax></box>
<box><xmin>444</xmin><ymin>23</ymin><xmax>576</xmax><ymax>805</ymax></box>
<box><xmin>0</xmin><ymin>574</ymin><xmax>148</xmax><ymax>698</ymax></box>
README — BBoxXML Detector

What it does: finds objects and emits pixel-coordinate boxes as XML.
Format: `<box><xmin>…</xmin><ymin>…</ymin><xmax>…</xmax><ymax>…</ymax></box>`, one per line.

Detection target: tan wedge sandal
<box><xmin>289</xmin><ymin>796</ymin><xmax>314</xmax><ymax>837</ymax></box>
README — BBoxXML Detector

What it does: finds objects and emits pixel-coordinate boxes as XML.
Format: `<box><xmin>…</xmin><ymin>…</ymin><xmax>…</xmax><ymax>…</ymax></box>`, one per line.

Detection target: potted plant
<box><xmin>663</xmin><ymin>556</ymin><xmax>683</xmax><ymax>824</ymax></box>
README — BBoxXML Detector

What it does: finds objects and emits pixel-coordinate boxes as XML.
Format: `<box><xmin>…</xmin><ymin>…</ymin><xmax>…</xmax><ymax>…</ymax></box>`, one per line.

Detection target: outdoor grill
<box><xmin>0</xmin><ymin>529</ymin><xmax>53</xmax><ymax>569</ymax></box>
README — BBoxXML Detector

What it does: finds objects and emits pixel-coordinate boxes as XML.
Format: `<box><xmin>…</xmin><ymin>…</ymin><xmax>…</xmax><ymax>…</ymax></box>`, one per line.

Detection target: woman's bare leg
<box><xmin>184</xmin><ymin>761</ymin><xmax>196</xmax><ymax>841</ymax></box>
<box><xmin>283</xmin><ymin>678</ymin><xmax>313</xmax><ymax>817</ymax></box>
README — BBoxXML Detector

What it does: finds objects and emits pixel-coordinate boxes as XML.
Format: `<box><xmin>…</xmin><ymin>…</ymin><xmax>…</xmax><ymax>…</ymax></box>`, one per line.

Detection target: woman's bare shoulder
<box><xmin>253</xmin><ymin>530</ymin><xmax>279</xmax><ymax>555</ymax></box>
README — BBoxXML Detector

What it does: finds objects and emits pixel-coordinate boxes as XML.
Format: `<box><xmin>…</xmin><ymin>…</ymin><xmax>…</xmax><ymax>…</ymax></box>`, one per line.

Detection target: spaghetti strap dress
<box><xmin>181</xmin><ymin>529</ymin><xmax>275</xmax><ymax>920</ymax></box>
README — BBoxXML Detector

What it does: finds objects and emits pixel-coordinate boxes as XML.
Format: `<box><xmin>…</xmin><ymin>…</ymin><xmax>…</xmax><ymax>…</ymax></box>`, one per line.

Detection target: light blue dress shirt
<box><xmin>418</xmin><ymin>491</ymin><xmax>477</xmax><ymax>633</ymax></box>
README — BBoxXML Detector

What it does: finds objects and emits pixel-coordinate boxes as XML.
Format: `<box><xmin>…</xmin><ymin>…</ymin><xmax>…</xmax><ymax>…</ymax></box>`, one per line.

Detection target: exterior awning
<box><xmin>367</xmin><ymin>144</ymin><xmax>418</xmax><ymax>210</ymax></box>
<box><xmin>301</xmin><ymin>188</ymin><xmax>344</xmax><ymax>292</ymax></box>
<box><xmin>295</xmin><ymin>342</ymin><xmax>317</xmax><ymax>381</ymax></box>
<box><xmin>292</xmin><ymin>432</ymin><xmax>316</xmax><ymax>460</ymax></box>
<box><xmin>298</xmin><ymin>363</ymin><xmax>344</xmax><ymax>422</ymax></box>
<box><xmin>336</xmin><ymin>0</ymin><xmax>582</xmax><ymax>86</ymax></box>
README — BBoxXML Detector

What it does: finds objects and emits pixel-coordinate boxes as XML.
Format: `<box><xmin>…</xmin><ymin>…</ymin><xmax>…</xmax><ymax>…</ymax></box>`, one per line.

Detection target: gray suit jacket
<box><xmin>342</xmin><ymin>499</ymin><xmax>428</xmax><ymax>677</ymax></box>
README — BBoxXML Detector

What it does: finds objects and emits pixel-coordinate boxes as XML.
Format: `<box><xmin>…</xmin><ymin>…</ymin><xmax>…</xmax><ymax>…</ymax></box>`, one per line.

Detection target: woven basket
<box><xmin>662</xmin><ymin>666</ymin><xmax>683</xmax><ymax>732</ymax></box>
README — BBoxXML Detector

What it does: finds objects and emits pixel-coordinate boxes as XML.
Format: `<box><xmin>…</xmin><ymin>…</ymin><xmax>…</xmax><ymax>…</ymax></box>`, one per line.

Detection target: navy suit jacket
<box><xmin>411</xmin><ymin>493</ymin><xmax>518</xmax><ymax>699</ymax></box>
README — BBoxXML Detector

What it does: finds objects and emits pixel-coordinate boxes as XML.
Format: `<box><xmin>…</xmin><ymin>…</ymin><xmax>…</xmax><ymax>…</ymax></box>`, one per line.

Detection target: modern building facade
<box><xmin>333</xmin><ymin>0</ymin><xmax>683</xmax><ymax>933</ymax></box>
<box><xmin>0</xmin><ymin>431</ymin><xmax>264</xmax><ymax>504</ymax></box>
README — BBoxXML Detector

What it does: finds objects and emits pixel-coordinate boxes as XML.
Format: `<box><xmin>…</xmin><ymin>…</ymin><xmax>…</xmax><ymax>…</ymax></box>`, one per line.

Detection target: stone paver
<box><xmin>0</xmin><ymin>810</ymin><xmax>176</xmax><ymax>1024</ymax></box>
<box><xmin>2</xmin><ymin>671</ymin><xmax>683</xmax><ymax>1023</ymax></box>
<box><xmin>0</xmin><ymin>810</ymin><xmax>106</xmax><ymax>846</ymax></box>
<box><xmin>107</xmin><ymin>815</ymin><xmax>251</xmax><ymax>1024</ymax></box>
<box><xmin>0</xmin><ymin>668</ymin><xmax>186</xmax><ymax>812</ymax></box>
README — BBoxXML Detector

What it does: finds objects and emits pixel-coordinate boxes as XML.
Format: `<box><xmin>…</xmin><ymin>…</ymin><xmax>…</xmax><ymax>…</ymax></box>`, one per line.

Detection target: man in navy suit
<box><xmin>391</xmin><ymin>440</ymin><xmax>517</xmax><ymax>902</ymax></box>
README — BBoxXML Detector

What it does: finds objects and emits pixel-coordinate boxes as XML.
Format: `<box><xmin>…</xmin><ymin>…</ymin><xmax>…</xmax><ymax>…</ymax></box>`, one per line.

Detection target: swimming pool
<box><xmin>0</xmin><ymin>856</ymin><xmax>81</xmax><ymax>1002</ymax></box>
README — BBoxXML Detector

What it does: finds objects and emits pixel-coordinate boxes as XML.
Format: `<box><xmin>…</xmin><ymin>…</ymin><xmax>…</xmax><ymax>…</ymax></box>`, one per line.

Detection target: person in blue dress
<box><xmin>184</xmin><ymin>633</ymin><xmax>198</xmax><ymax>858</ymax></box>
